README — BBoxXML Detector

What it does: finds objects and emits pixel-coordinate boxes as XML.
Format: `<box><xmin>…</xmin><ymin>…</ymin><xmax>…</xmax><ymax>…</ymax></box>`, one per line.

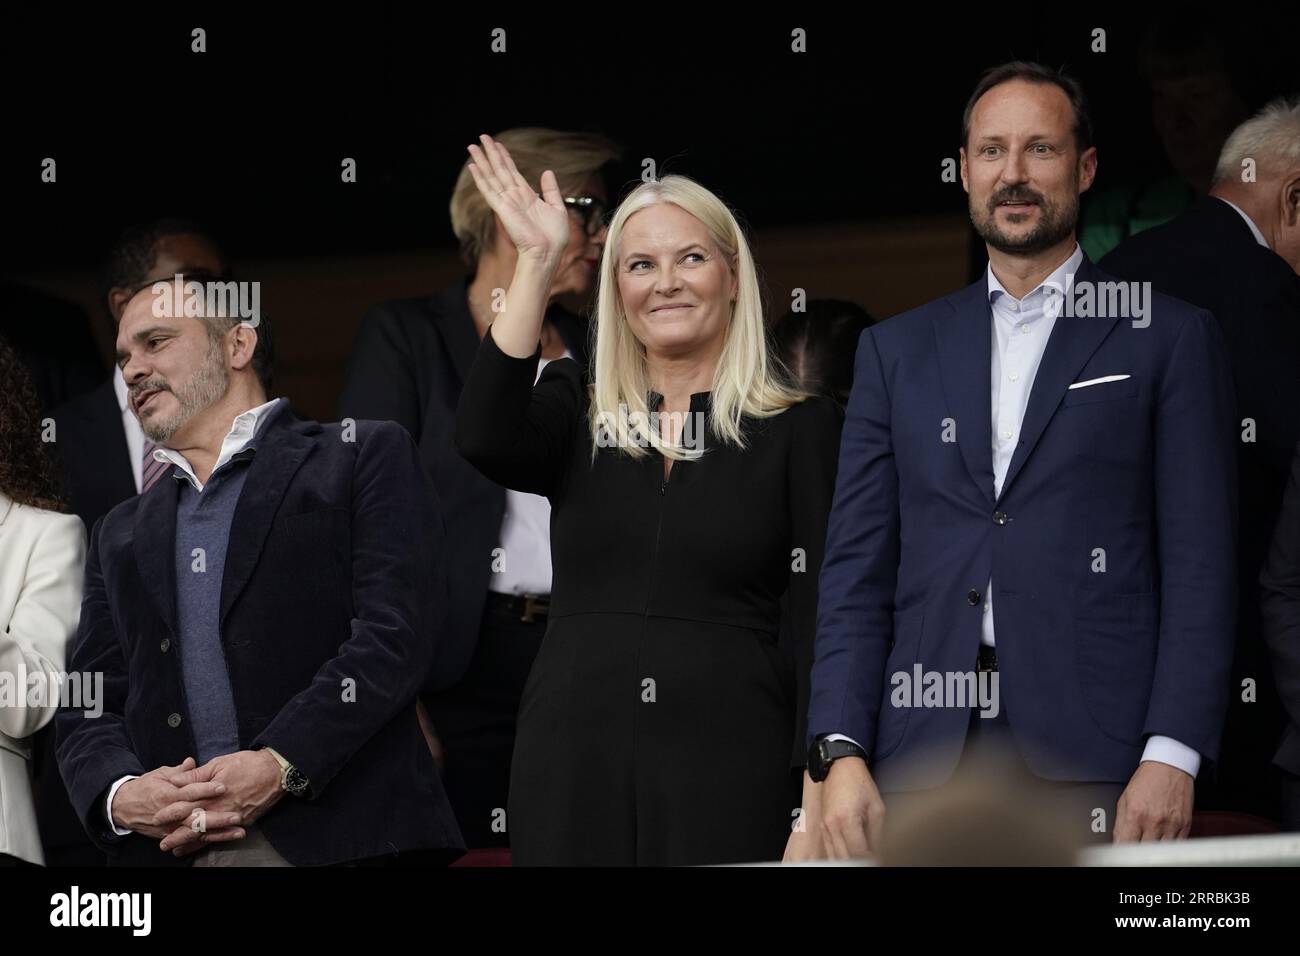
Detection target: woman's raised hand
<box><xmin>466</xmin><ymin>133</ymin><xmax>571</xmax><ymax>266</ymax></box>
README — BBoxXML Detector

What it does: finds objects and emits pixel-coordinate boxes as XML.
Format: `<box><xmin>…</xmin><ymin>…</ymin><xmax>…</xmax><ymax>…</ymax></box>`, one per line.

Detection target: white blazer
<box><xmin>0</xmin><ymin>491</ymin><xmax>85</xmax><ymax>865</ymax></box>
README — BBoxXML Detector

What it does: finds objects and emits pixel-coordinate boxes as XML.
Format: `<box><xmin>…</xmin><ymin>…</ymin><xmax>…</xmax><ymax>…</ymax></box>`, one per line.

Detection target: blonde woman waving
<box><xmin>456</xmin><ymin>135</ymin><xmax>842</xmax><ymax>865</ymax></box>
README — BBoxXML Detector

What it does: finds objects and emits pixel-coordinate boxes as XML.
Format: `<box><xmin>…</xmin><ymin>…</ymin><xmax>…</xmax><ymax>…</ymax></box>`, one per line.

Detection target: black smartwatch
<box><xmin>807</xmin><ymin>735</ymin><xmax>868</xmax><ymax>782</ymax></box>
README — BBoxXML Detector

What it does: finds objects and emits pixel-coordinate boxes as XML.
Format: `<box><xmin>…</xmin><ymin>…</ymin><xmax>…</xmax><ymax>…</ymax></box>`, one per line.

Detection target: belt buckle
<box><xmin>521</xmin><ymin>594</ymin><xmax>548</xmax><ymax>624</ymax></box>
<box><xmin>977</xmin><ymin>647</ymin><xmax>997</xmax><ymax>673</ymax></box>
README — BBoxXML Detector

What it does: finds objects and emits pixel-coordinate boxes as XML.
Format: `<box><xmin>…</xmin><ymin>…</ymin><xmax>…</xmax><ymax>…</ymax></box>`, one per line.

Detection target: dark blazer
<box><xmin>55</xmin><ymin>406</ymin><xmax>465</xmax><ymax>865</ymax></box>
<box><xmin>49</xmin><ymin>377</ymin><xmax>137</xmax><ymax>529</ymax></box>
<box><xmin>1103</xmin><ymin>196</ymin><xmax>1300</xmax><ymax>814</ymax></box>
<box><xmin>808</xmin><ymin>256</ymin><xmax>1238</xmax><ymax>790</ymax></box>
<box><xmin>337</xmin><ymin>278</ymin><xmax>589</xmax><ymax>691</ymax></box>
<box><xmin>1261</xmin><ymin>441</ymin><xmax>1300</xmax><ymax>776</ymax></box>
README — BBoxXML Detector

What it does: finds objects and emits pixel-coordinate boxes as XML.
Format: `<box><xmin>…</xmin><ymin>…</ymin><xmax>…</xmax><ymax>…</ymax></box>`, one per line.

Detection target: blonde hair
<box><xmin>450</xmin><ymin>127</ymin><xmax>621</xmax><ymax>265</ymax></box>
<box><xmin>588</xmin><ymin>175</ymin><xmax>808</xmax><ymax>462</ymax></box>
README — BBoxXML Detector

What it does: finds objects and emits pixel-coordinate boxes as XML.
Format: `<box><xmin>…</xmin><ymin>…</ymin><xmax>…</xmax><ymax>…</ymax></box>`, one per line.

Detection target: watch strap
<box><xmin>263</xmin><ymin>746</ymin><xmax>309</xmax><ymax>795</ymax></box>
<box><xmin>809</xmin><ymin>735</ymin><xmax>868</xmax><ymax>781</ymax></box>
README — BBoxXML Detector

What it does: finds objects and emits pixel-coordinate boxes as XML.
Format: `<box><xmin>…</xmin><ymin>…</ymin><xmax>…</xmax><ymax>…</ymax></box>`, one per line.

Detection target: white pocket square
<box><xmin>1068</xmin><ymin>374</ymin><xmax>1131</xmax><ymax>390</ymax></box>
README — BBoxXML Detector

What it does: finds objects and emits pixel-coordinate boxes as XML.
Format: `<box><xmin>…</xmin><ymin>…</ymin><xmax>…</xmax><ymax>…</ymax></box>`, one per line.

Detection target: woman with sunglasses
<box><xmin>339</xmin><ymin>128</ymin><xmax>620</xmax><ymax>851</ymax></box>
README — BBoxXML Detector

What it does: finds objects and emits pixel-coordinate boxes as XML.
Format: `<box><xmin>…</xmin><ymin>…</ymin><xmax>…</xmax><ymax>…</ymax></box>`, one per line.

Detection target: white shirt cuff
<box><xmin>105</xmin><ymin>774</ymin><xmax>139</xmax><ymax>837</ymax></box>
<box><xmin>1141</xmin><ymin>736</ymin><xmax>1201</xmax><ymax>778</ymax></box>
<box><xmin>825</xmin><ymin>736</ymin><xmax>1198</xmax><ymax>777</ymax></box>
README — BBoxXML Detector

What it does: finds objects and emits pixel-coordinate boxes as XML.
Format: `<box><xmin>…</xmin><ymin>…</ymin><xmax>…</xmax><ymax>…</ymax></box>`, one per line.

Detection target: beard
<box><xmin>970</xmin><ymin>183</ymin><xmax>1079</xmax><ymax>255</ymax></box>
<box><xmin>138</xmin><ymin>339</ymin><xmax>230</xmax><ymax>444</ymax></box>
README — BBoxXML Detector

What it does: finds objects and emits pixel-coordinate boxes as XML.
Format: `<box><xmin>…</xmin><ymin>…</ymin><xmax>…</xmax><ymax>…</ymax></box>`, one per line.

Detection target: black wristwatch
<box><xmin>807</xmin><ymin>735</ymin><xmax>868</xmax><ymax>782</ymax></box>
<box><xmin>264</xmin><ymin>746</ymin><xmax>310</xmax><ymax>797</ymax></box>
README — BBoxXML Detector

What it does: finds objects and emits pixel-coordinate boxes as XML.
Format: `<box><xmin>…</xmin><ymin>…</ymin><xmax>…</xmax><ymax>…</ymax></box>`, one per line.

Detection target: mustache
<box><xmin>989</xmin><ymin>187</ymin><xmax>1044</xmax><ymax>209</ymax></box>
<box><xmin>130</xmin><ymin>380</ymin><xmax>171</xmax><ymax>402</ymax></box>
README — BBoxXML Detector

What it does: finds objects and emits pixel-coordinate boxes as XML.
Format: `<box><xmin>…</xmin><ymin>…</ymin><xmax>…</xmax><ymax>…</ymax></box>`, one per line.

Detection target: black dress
<box><xmin>455</xmin><ymin>328</ymin><xmax>843</xmax><ymax>865</ymax></box>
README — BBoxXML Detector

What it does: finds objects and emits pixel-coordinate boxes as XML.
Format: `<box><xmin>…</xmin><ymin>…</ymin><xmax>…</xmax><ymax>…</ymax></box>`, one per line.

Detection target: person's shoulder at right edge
<box><xmin>453</xmin><ymin>322</ymin><xmax>584</xmax><ymax>499</ymax></box>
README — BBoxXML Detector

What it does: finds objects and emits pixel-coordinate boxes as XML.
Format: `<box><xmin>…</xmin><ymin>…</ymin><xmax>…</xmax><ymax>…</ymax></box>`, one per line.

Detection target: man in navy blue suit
<box><xmin>56</xmin><ymin>276</ymin><xmax>464</xmax><ymax>865</ymax></box>
<box><xmin>794</xmin><ymin>62</ymin><xmax>1237</xmax><ymax>859</ymax></box>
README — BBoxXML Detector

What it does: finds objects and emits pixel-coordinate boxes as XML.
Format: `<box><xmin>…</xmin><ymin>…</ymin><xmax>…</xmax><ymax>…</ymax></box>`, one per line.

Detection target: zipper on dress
<box><xmin>644</xmin><ymin>454</ymin><xmax>672</xmax><ymax>616</ymax></box>
<box><xmin>634</xmin><ymin>451</ymin><xmax>670</xmax><ymax>861</ymax></box>
<box><xmin>650</xmin><ymin>459</ymin><xmax>669</xmax><ymax>595</ymax></box>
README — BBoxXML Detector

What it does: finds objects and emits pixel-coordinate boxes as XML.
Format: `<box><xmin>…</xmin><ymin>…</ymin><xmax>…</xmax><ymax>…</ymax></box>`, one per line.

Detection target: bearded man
<box><xmin>791</xmin><ymin>62</ymin><xmax>1238</xmax><ymax>860</ymax></box>
<box><xmin>56</xmin><ymin>276</ymin><xmax>464</xmax><ymax>866</ymax></box>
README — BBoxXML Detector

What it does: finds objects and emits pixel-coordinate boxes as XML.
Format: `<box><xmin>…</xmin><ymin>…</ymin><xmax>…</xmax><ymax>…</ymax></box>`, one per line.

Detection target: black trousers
<box><xmin>424</xmin><ymin>599</ymin><xmax>547</xmax><ymax>849</ymax></box>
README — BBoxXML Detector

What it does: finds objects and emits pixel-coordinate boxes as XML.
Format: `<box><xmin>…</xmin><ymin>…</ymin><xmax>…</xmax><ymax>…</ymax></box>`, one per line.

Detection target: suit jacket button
<box><xmin>967</xmin><ymin>589</ymin><xmax>981</xmax><ymax>605</ymax></box>
<box><xmin>160</xmin><ymin>638</ymin><xmax>171</xmax><ymax>653</ymax></box>
<box><xmin>167</xmin><ymin>713</ymin><xmax>182</xmax><ymax>728</ymax></box>
<box><xmin>993</xmin><ymin>511</ymin><xmax>1009</xmax><ymax>525</ymax></box>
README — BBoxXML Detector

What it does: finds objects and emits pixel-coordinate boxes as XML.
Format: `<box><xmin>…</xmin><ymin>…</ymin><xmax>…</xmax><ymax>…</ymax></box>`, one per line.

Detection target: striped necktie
<box><xmin>141</xmin><ymin>439</ymin><xmax>168</xmax><ymax>493</ymax></box>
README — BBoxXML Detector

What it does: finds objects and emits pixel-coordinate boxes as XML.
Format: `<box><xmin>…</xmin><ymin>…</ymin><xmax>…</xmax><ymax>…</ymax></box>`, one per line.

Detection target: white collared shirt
<box><xmin>150</xmin><ymin>397</ymin><xmax>285</xmax><ymax>492</ymax></box>
<box><xmin>986</xmin><ymin>243</ymin><xmax>1083</xmax><ymax>505</ymax></box>
<box><xmin>489</xmin><ymin>351</ymin><xmax>572</xmax><ymax>595</ymax></box>
<box><xmin>1216</xmin><ymin>197</ymin><xmax>1270</xmax><ymax>249</ymax></box>
<box><xmin>980</xmin><ymin>246</ymin><xmax>1083</xmax><ymax>648</ymax></box>
<box><xmin>113</xmin><ymin>367</ymin><xmax>148</xmax><ymax>493</ymax></box>
<box><xmin>982</xmin><ymin>243</ymin><xmax>1198</xmax><ymax>778</ymax></box>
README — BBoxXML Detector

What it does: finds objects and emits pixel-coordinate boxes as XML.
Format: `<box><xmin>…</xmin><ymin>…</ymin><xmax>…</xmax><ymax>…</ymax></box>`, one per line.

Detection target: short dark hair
<box><xmin>110</xmin><ymin>222</ymin><xmax>275</xmax><ymax>396</ymax></box>
<box><xmin>773</xmin><ymin>299</ymin><xmax>876</xmax><ymax>407</ymax></box>
<box><xmin>962</xmin><ymin>61</ymin><xmax>1094</xmax><ymax>153</ymax></box>
<box><xmin>103</xmin><ymin>218</ymin><xmax>229</xmax><ymax>298</ymax></box>
<box><xmin>204</xmin><ymin>308</ymin><xmax>276</xmax><ymax>397</ymax></box>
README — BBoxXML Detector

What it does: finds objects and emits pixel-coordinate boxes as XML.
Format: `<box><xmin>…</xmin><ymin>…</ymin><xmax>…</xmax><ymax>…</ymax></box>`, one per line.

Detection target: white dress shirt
<box><xmin>112</xmin><ymin>367</ymin><xmax>148</xmax><ymax>493</ymax></box>
<box><xmin>104</xmin><ymin>396</ymin><xmax>286</xmax><ymax>836</ymax></box>
<box><xmin>982</xmin><ymin>245</ymin><xmax>1084</xmax><ymax>643</ymax></box>
<box><xmin>829</xmin><ymin>244</ymin><xmax>1200</xmax><ymax>779</ymax></box>
<box><xmin>488</xmin><ymin>352</ymin><xmax>570</xmax><ymax>596</ymax></box>
<box><xmin>151</xmin><ymin>397</ymin><xmax>285</xmax><ymax>492</ymax></box>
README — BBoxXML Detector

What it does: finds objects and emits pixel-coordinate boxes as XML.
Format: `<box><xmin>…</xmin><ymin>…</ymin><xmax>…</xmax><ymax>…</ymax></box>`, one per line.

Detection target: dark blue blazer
<box><xmin>55</xmin><ymin>406</ymin><xmax>465</xmax><ymax>865</ymax></box>
<box><xmin>807</xmin><ymin>256</ymin><xmax>1238</xmax><ymax>790</ymax></box>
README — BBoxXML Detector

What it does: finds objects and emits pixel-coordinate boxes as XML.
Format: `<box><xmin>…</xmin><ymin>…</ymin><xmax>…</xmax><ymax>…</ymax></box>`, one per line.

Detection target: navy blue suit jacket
<box><xmin>807</xmin><ymin>256</ymin><xmax>1238</xmax><ymax>790</ymax></box>
<box><xmin>55</xmin><ymin>407</ymin><xmax>465</xmax><ymax>865</ymax></box>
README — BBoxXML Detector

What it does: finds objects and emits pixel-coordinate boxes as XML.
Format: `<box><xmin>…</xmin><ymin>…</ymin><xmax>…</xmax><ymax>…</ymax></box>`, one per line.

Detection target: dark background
<box><xmin>3</xmin><ymin>8</ymin><xmax>1297</xmax><ymax>416</ymax></box>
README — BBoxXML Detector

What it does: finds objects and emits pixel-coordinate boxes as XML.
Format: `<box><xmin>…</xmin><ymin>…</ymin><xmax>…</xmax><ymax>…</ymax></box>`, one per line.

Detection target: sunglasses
<box><xmin>557</xmin><ymin>195</ymin><xmax>609</xmax><ymax>236</ymax></box>
<box><xmin>528</xmin><ymin>190</ymin><xmax>610</xmax><ymax>237</ymax></box>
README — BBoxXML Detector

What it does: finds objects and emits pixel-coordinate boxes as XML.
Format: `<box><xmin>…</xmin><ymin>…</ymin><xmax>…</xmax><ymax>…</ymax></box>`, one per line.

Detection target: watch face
<box><xmin>285</xmin><ymin>768</ymin><xmax>309</xmax><ymax>795</ymax></box>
